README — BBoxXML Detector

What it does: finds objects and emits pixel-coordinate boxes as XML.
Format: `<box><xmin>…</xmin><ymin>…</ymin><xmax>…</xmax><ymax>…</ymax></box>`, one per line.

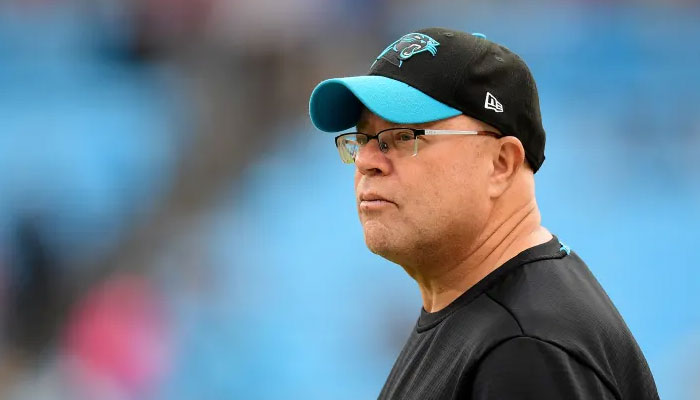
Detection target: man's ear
<box><xmin>488</xmin><ymin>136</ymin><xmax>525</xmax><ymax>198</ymax></box>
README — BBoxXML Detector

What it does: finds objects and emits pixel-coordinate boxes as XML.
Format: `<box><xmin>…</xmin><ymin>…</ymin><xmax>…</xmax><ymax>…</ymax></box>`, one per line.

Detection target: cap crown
<box><xmin>369</xmin><ymin>28</ymin><xmax>546</xmax><ymax>172</ymax></box>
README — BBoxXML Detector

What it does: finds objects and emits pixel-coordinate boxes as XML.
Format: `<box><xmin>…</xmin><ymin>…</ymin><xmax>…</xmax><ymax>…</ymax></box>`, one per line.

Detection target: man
<box><xmin>308</xmin><ymin>28</ymin><xmax>659</xmax><ymax>399</ymax></box>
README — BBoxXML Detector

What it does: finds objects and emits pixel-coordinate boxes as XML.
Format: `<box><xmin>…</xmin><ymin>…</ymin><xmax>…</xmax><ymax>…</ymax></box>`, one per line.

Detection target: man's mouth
<box><xmin>358</xmin><ymin>193</ymin><xmax>397</xmax><ymax>211</ymax></box>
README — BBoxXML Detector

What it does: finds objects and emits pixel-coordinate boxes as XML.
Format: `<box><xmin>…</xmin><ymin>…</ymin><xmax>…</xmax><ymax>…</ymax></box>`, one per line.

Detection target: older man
<box><xmin>309</xmin><ymin>28</ymin><xmax>659</xmax><ymax>399</ymax></box>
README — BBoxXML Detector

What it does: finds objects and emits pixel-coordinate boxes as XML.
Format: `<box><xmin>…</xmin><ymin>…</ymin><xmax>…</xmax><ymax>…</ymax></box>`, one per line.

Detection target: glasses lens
<box><xmin>379</xmin><ymin>128</ymin><xmax>416</xmax><ymax>156</ymax></box>
<box><xmin>336</xmin><ymin>133</ymin><xmax>367</xmax><ymax>163</ymax></box>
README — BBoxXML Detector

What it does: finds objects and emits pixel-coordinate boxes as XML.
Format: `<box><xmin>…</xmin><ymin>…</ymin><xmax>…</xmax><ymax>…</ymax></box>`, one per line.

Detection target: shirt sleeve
<box><xmin>470</xmin><ymin>336</ymin><xmax>617</xmax><ymax>400</ymax></box>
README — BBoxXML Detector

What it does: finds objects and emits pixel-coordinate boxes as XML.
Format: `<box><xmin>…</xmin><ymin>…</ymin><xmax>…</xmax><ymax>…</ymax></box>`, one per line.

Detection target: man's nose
<box><xmin>355</xmin><ymin>138</ymin><xmax>392</xmax><ymax>176</ymax></box>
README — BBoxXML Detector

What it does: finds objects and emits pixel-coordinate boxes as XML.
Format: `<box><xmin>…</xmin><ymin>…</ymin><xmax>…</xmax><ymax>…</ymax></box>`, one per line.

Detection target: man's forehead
<box><xmin>355</xmin><ymin>108</ymin><xmax>440</xmax><ymax>132</ymax></box>
<box><xmin>355</xmin><ymin>107</ymin><xmax>499</xmax><ymax>133</ymax></box>
<box><xmin>355</xmin><ymin>108</ymin><xmax>384</xmax><ymax>131</ymax></box>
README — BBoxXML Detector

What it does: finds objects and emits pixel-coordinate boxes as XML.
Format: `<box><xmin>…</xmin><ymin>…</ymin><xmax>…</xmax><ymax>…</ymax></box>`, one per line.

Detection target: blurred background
<box><xmin>0</xmin><ymin>0</ymin><xmax>698</xmax><ymax>399</ymax></box>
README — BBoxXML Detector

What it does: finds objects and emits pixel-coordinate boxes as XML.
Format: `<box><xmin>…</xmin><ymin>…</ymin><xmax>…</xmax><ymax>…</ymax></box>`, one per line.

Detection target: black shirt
<box><xmin>378</xmin><ymin>236</ymin><xmax>659</xmax><ymax>399</ymax></box>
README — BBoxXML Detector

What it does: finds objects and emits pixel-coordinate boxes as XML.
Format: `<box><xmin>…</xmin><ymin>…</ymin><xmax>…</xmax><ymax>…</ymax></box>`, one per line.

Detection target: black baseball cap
<box><xmin>309</xmin><ymin>27</ymin><xmax>546</xmax><ymax>172</ymax></box>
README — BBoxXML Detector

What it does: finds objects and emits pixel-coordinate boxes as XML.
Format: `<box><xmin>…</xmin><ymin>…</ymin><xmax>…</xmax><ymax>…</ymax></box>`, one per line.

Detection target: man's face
<box><xmin>354</xmin><ymin>109</ymin><xmax>498</xmax><ymax>266</ymax></box>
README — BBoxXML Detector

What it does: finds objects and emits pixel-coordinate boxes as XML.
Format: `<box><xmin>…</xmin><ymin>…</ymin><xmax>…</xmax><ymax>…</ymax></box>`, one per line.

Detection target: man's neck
<box><xmin>411</xmin><ymin>200</ymin><xmax>552</xmax><ymax>313</ymax></box>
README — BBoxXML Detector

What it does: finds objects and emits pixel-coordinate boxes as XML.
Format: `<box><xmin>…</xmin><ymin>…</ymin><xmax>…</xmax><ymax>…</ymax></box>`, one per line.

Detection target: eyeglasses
<box><xmin>334</xmin><ymin>127</ymin><xmax>501</xmax><ymax>164</ymax></box>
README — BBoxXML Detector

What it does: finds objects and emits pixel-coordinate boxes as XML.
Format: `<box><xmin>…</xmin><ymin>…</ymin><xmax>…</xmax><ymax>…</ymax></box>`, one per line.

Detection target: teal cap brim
<box><xmin>309</xmin><ymin>76</ymin><xmax>461</xmax><ymax>132</ymax></box>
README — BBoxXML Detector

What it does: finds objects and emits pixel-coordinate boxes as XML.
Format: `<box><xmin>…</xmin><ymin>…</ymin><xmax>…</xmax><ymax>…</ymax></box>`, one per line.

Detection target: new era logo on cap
<box><xmin>484</xmin><ymin>92</ymin><xmax>503</xmax><ymax>113</ymax></box>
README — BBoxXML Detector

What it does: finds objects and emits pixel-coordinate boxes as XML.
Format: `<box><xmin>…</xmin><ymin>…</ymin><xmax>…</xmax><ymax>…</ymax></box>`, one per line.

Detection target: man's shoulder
<box><xmin>484</xmin><ymin>249</ymin><xmax>627</xmax><ymax>341</ymax></box>
<box><xmin>436</xmin><ymin>294</ymin><xmax>522</xmax><ymax>347</ymax></box>
<box><xmin>437</xmin><ymin>241</ymin><xmax>628</xmax><ymax>356</ymax></box>
<box><xmin>382</xmin><ymin>243</ymin><xmax>658</xmax><ymax>400</ymax></box>
<box><xmin>482</xmin><ymin>249</ymin><xmax>653</xmax><ymax>392</ymax></box>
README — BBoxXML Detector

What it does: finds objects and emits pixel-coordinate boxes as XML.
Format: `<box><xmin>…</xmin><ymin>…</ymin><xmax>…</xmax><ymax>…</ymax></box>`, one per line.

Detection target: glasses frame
<box><xmin>334</xmin><ymin>127</ymin><xmax>501</xmax><ymax>164</ymax></box>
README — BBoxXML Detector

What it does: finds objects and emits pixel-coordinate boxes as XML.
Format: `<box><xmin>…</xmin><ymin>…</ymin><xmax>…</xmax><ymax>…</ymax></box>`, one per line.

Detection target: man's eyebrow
<box><xmin>356</xmin><ymin>122</ymin><xmax>430</xmax><ymax>133</ymax></box>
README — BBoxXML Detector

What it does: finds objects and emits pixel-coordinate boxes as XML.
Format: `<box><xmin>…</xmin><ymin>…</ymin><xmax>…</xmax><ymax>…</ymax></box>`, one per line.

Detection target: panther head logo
<box><xmin>373</xmin><ymin>33</ymin><xmax>440</xmax><ymax>68</ymax></box>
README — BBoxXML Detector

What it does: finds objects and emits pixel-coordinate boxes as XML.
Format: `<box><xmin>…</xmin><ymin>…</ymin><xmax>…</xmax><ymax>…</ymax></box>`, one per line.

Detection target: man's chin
<box><xmin>362</xmin><ymin>223</ymin><xmax>390</xmax><ymax>252</ymax></box>
<box><xmin>362</xmin><ymin>223</ymin><xmax>403</xmax><ymax>260</ymax></box>
<box><xmin>365</xmin><ymin>239</ymin><xmax>390</xmax><ymax>257</ymax></box>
